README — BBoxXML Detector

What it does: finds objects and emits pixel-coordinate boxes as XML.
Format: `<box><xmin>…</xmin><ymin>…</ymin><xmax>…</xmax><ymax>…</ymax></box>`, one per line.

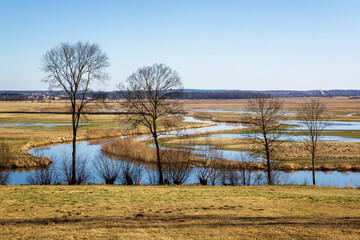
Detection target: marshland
<box><xmin>1</xmin><ymin>97</ymin><xmax>360</xmax><ymax>187</ymax></box>
<box><xmin>2</xmin><ymin>1</ymin><xmax>360</xmax><ymax>239</ymax></box>
<box><xmin>1</xmin><ymin>98</ymin><xmax>360</xmax><ymax>239</ymax></box>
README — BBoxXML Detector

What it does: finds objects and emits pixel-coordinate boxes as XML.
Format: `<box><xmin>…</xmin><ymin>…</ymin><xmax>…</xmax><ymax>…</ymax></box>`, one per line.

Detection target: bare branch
<box><xmin>120</xmin><ymin>63</ymin><xmax>183</xmax><ymax>184</ymax></box>
<box><xmin>41</xmin><ymin>41</ymin><xmax>110</xmax><ymax>185</ymax></box>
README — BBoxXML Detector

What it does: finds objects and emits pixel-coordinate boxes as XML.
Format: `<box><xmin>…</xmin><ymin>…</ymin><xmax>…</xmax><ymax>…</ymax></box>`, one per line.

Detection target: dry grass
<box><xmin>102</xmin><ymin>138</ymin><xmax>157</xmax><ymax>163</ymax></box>
<box><xmin>0</xmin><ymin>185</ymin><xmax>359</xmax><ymax>239</ymax></box>
<box><xmin>102</xmin><ymin>138</ymin><xmax>195</xmax><ymax>168</ymax></box>
<box><xmin>190</xmin><ymin>111</ymin><xmax>248</xmax><ymax>123</ymax></box>
<box><xmin>183</xmin><ymin>97</ymin><xmax>360</xmax><ymax>121</ymax></box>
<box><xmin>166</xmin><ymin>137</ymin><xmax>360</xmax><ymax>171</ymax></box>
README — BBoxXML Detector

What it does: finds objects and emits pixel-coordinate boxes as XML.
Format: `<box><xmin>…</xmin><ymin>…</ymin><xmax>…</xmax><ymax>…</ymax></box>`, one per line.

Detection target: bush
<box><xmin>61</xmin><ymin>155</ymin><xmax>92</xmax><ymax>184</ymax></box>
<box><xmin>93</xmin><ymin>155</ymin><xmax>122</xmax><ymax>184</ymax></box>
<box><xmin>26</xmin><ymin>166</ymin><xmax>58</xmax><ymax>185</ymax></box>
<box><xmin>162</xmin><ymin>150</ymin><xmax>193</xmax><ymax>185</ymax></box>
<box><xmin>0</xmin><ymin>171</ymin><xmax>10</xmax><ymax>185</ymax></box>
<box><xmin>119</xmin><ymin>162</ymin><xmax>143</xmax><ymax>185</ymax></box>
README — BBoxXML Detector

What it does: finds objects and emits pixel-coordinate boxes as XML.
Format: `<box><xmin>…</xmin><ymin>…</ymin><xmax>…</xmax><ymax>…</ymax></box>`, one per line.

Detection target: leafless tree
<box><xmin>162</xmin><ymin>150</ymin><xmax>193</xmax><ymax>185</ymax></box>
<box><xmin>120</xmin><ymin>63</ymin><xmax>183</xmax><ymax>184</ymax></box>
<box><xmin>147</xmin><ymin>169</ymin><xmax>159</xmax><ymax>185</ymax></box>
<box><xmin>237</xmin><ymin>154</ymin><xmax>253</xmax><ymax>186</ymax></box>
<box><xmin>298</xmin><ymin>99</ymin><xmax>331</xmax><ymax>185</ymax></box>
<box><xmin>61</xmin><ymin>154</ymin><xmax>92</xmax><ymax>184</ymax></box>
<box><xmin>42</xmin><ymin>41</ymin><xmax>110</xmax><ymax>184</ymax></box>
<box><xmin>0</xmin><ymin>171</ymin><xmax>9</xmax><ymax>185</ymax></box>
<box><xmin>93</xmin><ymin>155</ymin><xmax>122</xmax><ymax>184</ymax></box>
<box><xmin>195</xmin><ymin>144</ymin><xmax>222</xmax><ymax>186</ymax></box>
<box><xmin>26</xmin><ymin>166</ymin><xmax>58</xmax><ymax>185</ymax></box>
<box><xmin>119</xmin><ymin>161</ymin><xmax>143</xmax><ymax>185</ymax></box>
<box><xmin>245</xmin><ymin>94</ymin><xmax>286</xmax><ymax>185</ymax></box>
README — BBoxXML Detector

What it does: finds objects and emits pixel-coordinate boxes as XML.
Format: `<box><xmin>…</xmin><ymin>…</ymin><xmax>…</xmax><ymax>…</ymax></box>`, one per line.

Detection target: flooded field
<box><xmin>5</xmin><ymin>114</ymin><xmax>360</xmax><ymax>187</ymax></box>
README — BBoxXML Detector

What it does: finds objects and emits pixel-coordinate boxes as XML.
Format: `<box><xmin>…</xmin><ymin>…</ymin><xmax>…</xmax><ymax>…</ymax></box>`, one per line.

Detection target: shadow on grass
<box><xmin>1</xmin><ymin>215</ymin><xmax>360</xmax><ymax>229</ymax></box>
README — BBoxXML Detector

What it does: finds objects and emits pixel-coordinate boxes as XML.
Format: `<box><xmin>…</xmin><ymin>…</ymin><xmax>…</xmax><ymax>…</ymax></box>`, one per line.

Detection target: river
<box><xmin>4</xmin><ymin>116</ymin><xmax>360</xmax><ymax>187</ymax></box>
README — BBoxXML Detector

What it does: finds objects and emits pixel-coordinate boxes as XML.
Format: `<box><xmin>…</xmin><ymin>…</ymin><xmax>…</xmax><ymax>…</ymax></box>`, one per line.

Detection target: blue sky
<box><xmin>1</xmin><ymin>0</ymin><xmax>360</xmax><ymax>91</ymax></box>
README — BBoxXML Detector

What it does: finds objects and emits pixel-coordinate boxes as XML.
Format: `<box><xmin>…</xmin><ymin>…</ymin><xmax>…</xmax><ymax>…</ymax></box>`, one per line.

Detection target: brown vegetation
<box><xmin>166</xmin><ymin>137</ymin><xmax>360</xmax><ymax>171</ymax></box>
<box><xmin>0</xmin><ymin>185</ymin><xmax>359</xmax><ymax>239</ymax></box>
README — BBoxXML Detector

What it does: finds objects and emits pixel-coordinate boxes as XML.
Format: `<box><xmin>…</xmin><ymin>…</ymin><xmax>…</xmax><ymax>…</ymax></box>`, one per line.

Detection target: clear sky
<box><xmin>1</xmin><ymin>0</ymin><xmax>360</xmax><ymax>91</ymax></box>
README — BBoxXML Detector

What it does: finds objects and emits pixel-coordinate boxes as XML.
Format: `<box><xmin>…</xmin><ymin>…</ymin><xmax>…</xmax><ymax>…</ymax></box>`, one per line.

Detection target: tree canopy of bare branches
<box><xmin>42</xmin><ymin>41</ymin><xmax>110</xmax><ymax>184</ymax></box>
<box><xmin>245</xmin><ymin>94</ymin><xmax>285</xmax><ymax>185</ymax></box>
<box><xmin>120</xmin><ymin>63</ymin><xmax>183</xmax><ymax>184</ymax></box>
<box><xmin>298</xmin><ymin>99</ymin><xmax>331</xmax><ymax>185</ymax></box>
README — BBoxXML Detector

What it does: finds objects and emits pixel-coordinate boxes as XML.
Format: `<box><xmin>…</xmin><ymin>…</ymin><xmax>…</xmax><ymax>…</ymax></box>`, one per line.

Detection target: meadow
<box><xmin>0</xmin><ymin>185</ymin><xmax>359</xmax><ymax>239</ymax></box>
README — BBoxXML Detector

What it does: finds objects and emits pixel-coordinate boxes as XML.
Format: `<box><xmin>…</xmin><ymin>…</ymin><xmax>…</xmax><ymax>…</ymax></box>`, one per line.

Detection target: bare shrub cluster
<box><xmin>118</xmin><ymin>161</ymin><xmax>143</xmax><ymax>185</ymax></box>
<box><xmin>61</xmin><ymin>155</ymin><xmax>92</xmax><ymax>184</ymax></box>
<box><xmin>0</xmin><ymin>141</ymin><xmax>12</xmax><ymax>185</ymax></box>
<box><xmin>93</xmin><ymin>155</ymin><xmax>122</xmax><ymax>184</ymax></box>
<box><xmin>195</xmin><ymin>145</ymin><xmax>222</xmax><ymax>186</ymax></box>
<box><xmin>92</xmin><ymin>154</ymin><xmax>143</xmax><ymax>185</ymax></box>
<box><xmin>162</xmin><ymin>149</ymin><xmax>193</xmax><ymax>185</ymax></box>
<box><xmin>26</xmin><ymin>166</ymin><xmax>58</xmax><ymax>185</ymax></box>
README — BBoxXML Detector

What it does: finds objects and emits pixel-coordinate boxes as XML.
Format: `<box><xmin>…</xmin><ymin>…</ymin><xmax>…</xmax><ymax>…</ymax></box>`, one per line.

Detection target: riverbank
<box><xmin>0</xmin><ymin>185</ymin><xmax>358</xmax><ymax>239</ymax></box>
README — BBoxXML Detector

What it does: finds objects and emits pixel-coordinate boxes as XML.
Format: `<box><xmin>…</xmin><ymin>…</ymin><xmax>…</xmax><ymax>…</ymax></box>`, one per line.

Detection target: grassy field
<box><xmin>183</xmin><ymin>97</ymin><xmax>360</xmax><ymax>113</ymax></box>
<box><xmin>183</xmin><ymin>97</ymin><xmax>360</xmax><ymax>121</ymax></box>
<box><xmin>0</xmin><ymin>185</ymin><xmax>359</xmax><ymax>239</ymax></box>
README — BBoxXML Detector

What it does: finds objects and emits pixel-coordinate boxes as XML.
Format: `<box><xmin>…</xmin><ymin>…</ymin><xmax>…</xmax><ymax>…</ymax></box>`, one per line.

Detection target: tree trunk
<box><xmin>265</xmin><ymin>144</ymin><xmax>272</xmax><ymax>185</ymax></box>
<box><xmin>71</xmin><ymin>112</ymin><xmax>77</xmax><ymax>185</ymax></box>
<box><xmin>154</xmin><ymin>135</ymin><xmax>164</xmax><ymax>185</ymax></box>
<box><xmin>312</xmin><ymin>148</ymin><xmax>316</xmax><ymax>185</ymax></box>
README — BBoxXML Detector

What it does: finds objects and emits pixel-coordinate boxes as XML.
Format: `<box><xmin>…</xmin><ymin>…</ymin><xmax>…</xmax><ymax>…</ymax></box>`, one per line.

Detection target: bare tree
<box><xmin>42</xmin><ymin>42</ymin><xmax>110</xmax><ymax>184</ymax></box>
<box><xmin>119</xmin><ymin>161</ymin><xmax>143</xmax><ymax>185</ymax></box>
<box><xmin>195</xmin><ymin>144</ymin><xmax>222</xmax><ymax>186</ymax></box>
<box><xmin>61</xmin><ymin>154</ymin><xmax>92</xmax><ymax>184</ymax></box>
<box><xmin>245</xmin><ymin>94</ymin><xmax>285</xmax><ymax>185</ymax></box>
<box><xmin>237</xmin><ymin>154</ymin><xmax>253</xmax><ymax>186</ymax></box>
<box><xmin>93</xmin><ymin>155</ymin><xmax>122</xmax><ymax>184</ymax></box>
<box><xmin>298</xmin><ymin>99</ymin><xmax>331</xmax><ymax>185</ymax></box>
<box><xmin>120</xmin><ymin>63</ymin><xmax>183</xmax><ymax>184</ymax></box>
<box><xmin>26</xmin><ymin>166</ymin><xmax>58</xmax><ymax>185</ymax></box>
<box><xmin>162</xmin><ymin>149</ymin><xmax>193</xmax><ymax>185</ymax></box>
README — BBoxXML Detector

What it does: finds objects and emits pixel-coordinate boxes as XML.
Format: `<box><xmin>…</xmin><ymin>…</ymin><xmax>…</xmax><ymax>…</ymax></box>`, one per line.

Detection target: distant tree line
<box><xmin>0</xmin><ymin>92</ymin><xmax>29</xmax><ymax>101</ymax></box>
<box><xmin>2</xmin><ymin>89</ymin><xmax>360</xmax><ymax>101</ymax></box>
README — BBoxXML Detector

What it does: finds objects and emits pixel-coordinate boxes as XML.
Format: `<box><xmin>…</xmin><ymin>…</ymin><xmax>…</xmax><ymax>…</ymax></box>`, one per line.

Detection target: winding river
<box><xmin>5</xmin><ymin>116</ymin><xmax>360</xmax><ymax>187</ymax></box>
